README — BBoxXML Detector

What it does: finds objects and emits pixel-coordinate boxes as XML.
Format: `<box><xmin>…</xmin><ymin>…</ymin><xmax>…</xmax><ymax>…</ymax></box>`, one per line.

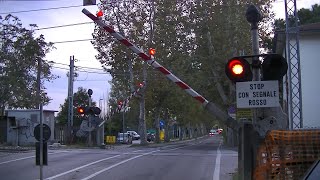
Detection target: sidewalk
<box><xmin>220</xmin><ymin>142</ymin><xmax>238</xmax><ymax>180</ymax></box>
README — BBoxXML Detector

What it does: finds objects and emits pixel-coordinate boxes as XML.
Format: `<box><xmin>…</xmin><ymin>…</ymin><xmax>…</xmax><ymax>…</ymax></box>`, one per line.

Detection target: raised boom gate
<box><xmin>82</xmin><ymin>8</ymin><xmax>239</xmax><ymax>130</ymax></box>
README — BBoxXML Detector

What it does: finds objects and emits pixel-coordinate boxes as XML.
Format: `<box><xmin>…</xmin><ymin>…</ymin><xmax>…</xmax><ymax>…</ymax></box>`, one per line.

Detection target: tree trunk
<box><xmin>138</xmin><ymin>95</ymin><xmax>147</xmax><ymax>145</ymax></box>
<box><xmin>154</xmin><ymin>107</ymin><xmax>161</xmax><ymax>143</ymax></box>
<box><xmin>179</xmin><ymin>126</ymin><xmax>183</xmax><ymax>141</ymax></box>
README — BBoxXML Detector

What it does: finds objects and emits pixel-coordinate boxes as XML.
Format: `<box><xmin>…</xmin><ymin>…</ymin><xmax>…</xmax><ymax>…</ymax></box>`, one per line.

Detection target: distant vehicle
<box><xmin>127</xmin><ymin>131</ymin><xmax>140</xmax><ymax>140</ymax></box>
<box><xmin>209</xmin><ymin>129</ymin><xmax>219</xmax><ymax>136</ymax></box>
<box><xmin>117</xmin><ymin>132</ymin><xmax>132</xmax><ymax>144</ymax></box>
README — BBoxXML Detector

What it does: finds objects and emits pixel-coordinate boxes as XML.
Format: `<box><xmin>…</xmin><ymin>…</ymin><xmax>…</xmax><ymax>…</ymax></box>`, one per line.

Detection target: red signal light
<box><xmin>228</xmin><ymin>59</ymin><xmax>244</xmax><ymax>75</ymax></box>
<box><xmin>149</xmin><ymin>48</ymin><xmax>155</xmax><ymax>56</ymax></box>
<box><xmin>77</xmin><ymin>107</ymin><xmax>85</xmax><ymax>114</ymax></box>
<box><xmin>138</xmin><ymin>82</ymin><xmax>144</xmax><ymax>87</ymax></box>
<box><xmin>96</xmin><ymin>10</ymin><xmax>103</xmax><ymax>17</ymax></box>
<box><xmin>225</xmin><ymin>57</ymin><xmax>252</xmax><ymax>83</ymax></box>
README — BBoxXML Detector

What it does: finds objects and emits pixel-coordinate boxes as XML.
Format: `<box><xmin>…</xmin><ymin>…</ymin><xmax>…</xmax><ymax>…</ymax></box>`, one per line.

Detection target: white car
<box><xmin>127</xmin><ymin>131</ymin><xmax>140</xmax><ymax>140</ymax></box>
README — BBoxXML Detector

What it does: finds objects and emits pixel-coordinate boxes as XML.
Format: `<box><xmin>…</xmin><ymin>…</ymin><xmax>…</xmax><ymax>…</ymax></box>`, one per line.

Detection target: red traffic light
<box><xmin>77</xmin><ymin>107</ymin><xmax>85</xmax><ymax>114</ymax></box>
<box><xmin>96</xmin><ymin>10</ymin><xmax>103</xmax><ymax>17</ymax></box>
<box><xmin>149</xmin><ymin>48</ymin><xmax>155</xmax><ymax>56</ymax></box>
<box><xmin>118</xmin><ymin>101</ymin><xmax>123</xmax><ymax>105</ymax></box>
<box><xmin>229</xmin><ymin>59</ymin><xmax>244</xmax><ymax>75</ymax></box>
<box><xmin>225</xmin><ymin>57</ymin><xmax>252</xmax><ymax>83</ymax></box>
<box><xmin>138</xmin><ymin>82</ymin><xmax>144</xmax><ymax>87</ymax></box>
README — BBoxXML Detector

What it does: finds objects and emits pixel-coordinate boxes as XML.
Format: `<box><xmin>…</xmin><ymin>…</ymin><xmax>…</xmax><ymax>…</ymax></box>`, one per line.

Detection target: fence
<box><xmin>254</xmin><ymin>129</ymin><xmax>320</xmax><ymax>179</ymax></box>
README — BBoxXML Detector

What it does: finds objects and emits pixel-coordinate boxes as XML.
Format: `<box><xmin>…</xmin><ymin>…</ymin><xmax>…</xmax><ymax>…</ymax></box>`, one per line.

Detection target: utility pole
<box><xmin>36</xmin><ymin>58</ymin><xmax>44</xmax><ymax>180</ymax></box>
<box><xmin>88</xmin><ymin>89</ymin><xmax>93</xmax><ymax>146</ymax></box>
<box><xmin>67</xmin><ymin>56</ymin><xmax>75</xmax><ymax>143</ymax></box>
<box><xmin>236</xmin><ymin>5</ymin><xmax>263</xmax><ymax>180</ymax></box>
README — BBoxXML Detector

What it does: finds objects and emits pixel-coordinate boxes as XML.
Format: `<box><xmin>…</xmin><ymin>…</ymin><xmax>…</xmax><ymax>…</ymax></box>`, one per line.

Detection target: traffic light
<box><xmin>149</xmin><ymin>48</ymin><xmax>156</xmax><ymax>56</ymax></box>
<box><xmin>77</xmin><ymin>106</ymin><xmax>101</xmax><ymax>116</ymax></box>
<box><xmin>262</xmin><ymin>54</ymin><xmax>288</xmax><ymax>81</ymax></box>
<box><xmin>225</xmin><ymin>57</ymin><xmax>252</xmax><ymax>83</ymax></box>
<box><xmin>89</xmin><ymin>107</ymin><xmax>101</xmax><ymax>116</ymax></box>
<box><xmin>96</xmin><ymin>10</ymin><xmax>103</xmax><ymax>17</ymax></box>
<box><xmin>77</xmin><ymin>106</ymin><xmax>86</xmax><ymax>114</ymax></box>
<box><xmin>138</xmin><ymin>82</ymin><xmax>144</xmax><ymax>87</ymax></box>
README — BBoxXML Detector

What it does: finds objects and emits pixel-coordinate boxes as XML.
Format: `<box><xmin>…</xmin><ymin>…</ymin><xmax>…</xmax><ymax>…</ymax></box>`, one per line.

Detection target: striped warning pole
<box><xmin>82</xmin><ymin>8</ymin><xmax>209</xmax><ymax>107</ymax></box>
<box><xmin>98</xmin><ymin>82</ymin><xmax>145</xmax><ymax>127</ymax></box>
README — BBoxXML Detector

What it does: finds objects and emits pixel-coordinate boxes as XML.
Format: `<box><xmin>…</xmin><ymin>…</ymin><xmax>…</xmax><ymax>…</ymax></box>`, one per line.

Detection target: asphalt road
<box><xmin>0</xmin><ymin>135</ymin><xmax>237</xmax><ymax>180</ymax></box>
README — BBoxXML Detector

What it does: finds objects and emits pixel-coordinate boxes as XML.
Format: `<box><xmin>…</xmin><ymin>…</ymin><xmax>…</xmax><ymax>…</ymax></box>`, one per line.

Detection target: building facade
<box><xmin>274</xmin><ymin>23</ymin><xmax>320</xmax><ymax>128</ymax></box>
<box><xmin>4</xmin><ymin>109</ymin><xmax>57</xmax><ymax>146</ymax></box>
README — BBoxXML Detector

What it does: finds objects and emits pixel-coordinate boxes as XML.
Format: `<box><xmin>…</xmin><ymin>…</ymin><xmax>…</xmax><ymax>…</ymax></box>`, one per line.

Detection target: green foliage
<box><xmin>273</xmin><ymin>4</ymin><xmax>320</xmax><ymax>31</ymax></box>
<box><xmin>56</xmin><ymin>87</ymin><xmax>96</xmax><ymax>125</ymax></box>
<box><xmin>298</xmin><ymin>4</ymin><xmax>320</xmax><ymax>25</ymax></box>
<box><xmin>0</xmin><ymin>14</ymin><xmax>57</xmax><ymax>114</ymax></box>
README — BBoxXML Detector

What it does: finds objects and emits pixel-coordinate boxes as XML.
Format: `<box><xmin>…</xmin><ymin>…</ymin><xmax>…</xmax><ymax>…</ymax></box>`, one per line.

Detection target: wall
<box><xmin>6</xmin><ymin>110</ymin><xmax>55</xmax><ymax>146</ymax></box>
<box><xmin>299</xmin><ymin>34</ymin><xmax>320</xmax><ymax>128</ymax></box>
<box><xmin>283</xmin><ymin>33</ymin><xmax>320</xmax><ymax>128</ymax></box>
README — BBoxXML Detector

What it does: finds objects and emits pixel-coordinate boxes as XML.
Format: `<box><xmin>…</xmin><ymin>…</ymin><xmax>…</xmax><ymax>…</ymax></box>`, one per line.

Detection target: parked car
<box><xmin>117</xmin><ymin>132</ymin><xmax>132</xmax><ymax>144</ymax></box>
<box><xmin>127</xmin><ymin>131</ymin><xmax>140</xmax><ymax>140</ymax></box>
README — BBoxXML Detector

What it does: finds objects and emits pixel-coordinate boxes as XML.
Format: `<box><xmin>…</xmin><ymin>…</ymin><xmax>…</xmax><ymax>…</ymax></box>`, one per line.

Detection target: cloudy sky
<box><xmin>0</xmin><ymin>0</ymin><xmax>318</xmax><ymax>114</ymax></box>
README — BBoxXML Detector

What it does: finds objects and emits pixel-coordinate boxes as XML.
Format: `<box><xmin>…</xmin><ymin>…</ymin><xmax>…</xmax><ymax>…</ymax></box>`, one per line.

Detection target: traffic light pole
<box><xmin>88</xmin><ymin>95</ymin><xmax>92</xmax><ymax>146</ymax></box>
<box><xmin>240</xmin><ymin>5</ymin><xmax>263</xmax><ymax>180</ymax></box>
<box><xmin>37</xmin><ymin>58</ymin><xmax>44</xmax><ymax>180</ymax></box>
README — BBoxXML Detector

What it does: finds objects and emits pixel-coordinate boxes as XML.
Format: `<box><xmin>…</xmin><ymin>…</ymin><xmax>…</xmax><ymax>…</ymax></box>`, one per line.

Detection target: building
<box><xmin>1</xmin><ymin>109</ymin><xmax>57</xmax><ymax>146</ymax></box>
<box><xmin>274</xmin><ymin>22</ymin><xmax>320</xmax><ymax>128</ymax></box>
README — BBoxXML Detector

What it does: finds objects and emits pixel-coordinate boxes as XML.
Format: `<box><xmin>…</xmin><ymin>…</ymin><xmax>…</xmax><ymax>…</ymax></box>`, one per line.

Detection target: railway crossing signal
<box><xmin>225</xmin><ymin>54</ymin><xmax>288</xmax><ymax>83</ymax></box>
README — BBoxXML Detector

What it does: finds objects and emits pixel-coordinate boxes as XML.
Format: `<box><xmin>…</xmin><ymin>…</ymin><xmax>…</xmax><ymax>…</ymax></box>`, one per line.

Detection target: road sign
<box><xmin>34</xmin><ymin>124</ymin><xmax>51</xmax><ymax>142</ymax></box>
<box><xmin>105</xmin><ymin>136</ymin><xmax>116</xmax><ymax>144</ymax></box>
<box><xmin>236</xmin><ymin>109</ymin><xmax>253</xmax><ymax>120</ymax></box>
<box><xmin>236</xmin><ymin>81</ymin><xmax>280</xmax><ymax>108</ymax></box>
<box><xmin>160</xmin><ymin>120</ymin><xmax>165</xmax><ymax>127</ymax></box>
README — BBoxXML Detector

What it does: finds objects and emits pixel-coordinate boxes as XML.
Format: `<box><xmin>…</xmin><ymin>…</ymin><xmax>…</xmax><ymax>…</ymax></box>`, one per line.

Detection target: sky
<box><xmin>0</xmin><ymin>0</ymin><xmax>318</xmax><ymax>115</ymax></box>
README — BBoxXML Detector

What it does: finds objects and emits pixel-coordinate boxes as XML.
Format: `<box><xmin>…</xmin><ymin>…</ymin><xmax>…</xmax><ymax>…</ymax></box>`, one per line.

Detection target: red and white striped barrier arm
<box><xmin>98</xmin><ymin>82</ymin><xmax>145</xmax><ymax>127</ymax></box>
<box><xmin>82</xmin><ymin>8</ymin><xmax>209</xmax><ymax>107</ymax></box>
<box><xmin>116</xmin><ymin>82</ymin><xmax>145</xmax><ymax>113</ymax></box>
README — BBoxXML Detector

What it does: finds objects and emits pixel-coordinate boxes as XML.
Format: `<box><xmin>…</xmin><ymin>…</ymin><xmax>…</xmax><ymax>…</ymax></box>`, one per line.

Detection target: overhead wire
<box><xmin>52</xmin><ymin>39</ymin><xmax>94</xmax><ymax>44</ymax></box>
<box><xmin>0</xmin><ymin>4</ymin><xmax>84</xmax><ymax>15</ymax></box>
<box><xmin>0</xmin><ymin>0</ymin><xmax>140</xmax><ymax>15</ymax></box>
<box><xmin>35</xmin><ymin>22</ymin><xmax>94</xmax><ymax>31</ymax></box>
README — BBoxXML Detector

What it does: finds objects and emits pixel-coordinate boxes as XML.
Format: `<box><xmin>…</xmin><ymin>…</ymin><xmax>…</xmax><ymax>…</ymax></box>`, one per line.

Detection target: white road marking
<box><xmin>0</xmin><ymin>151</ymin><xmax>70</xmax><ymax>165</ymax></box>
<box><xmin>45</xmin><ymin>155</ymin><xmax>121</xmax><ymax>180</ymax></box>
<box><xmin>132</xmin><ymin>149</ymin><xmax>145</xmax><ymax>153</ymax></box>
<box><xmin>213</xmin><ymin>141</ymin><xmax>222</xmax><ymax>180</ymax></box>
<box><xmin>80</xmin><ymin>150</ymin><xmax>160</xmax><ymax>180</ymax></box>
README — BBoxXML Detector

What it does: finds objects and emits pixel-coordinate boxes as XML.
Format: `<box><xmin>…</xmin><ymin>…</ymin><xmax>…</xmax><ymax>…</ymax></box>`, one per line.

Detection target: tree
<box><xmin>298</xmin><ymin>4</ymin><xmax>320</xmax><ymax>25</ymax></box>
<box><xmin>273</xmin><ymin>4</ymin><xmax>320</xmax><ymax>35</ymax></box>
<box><xmin>0</xmin><ymin>14</ymin><xmax>56</xmax><ymax>115</ymax></box>
<box><xmin>56</xmin><ymin>87</ymin><xmax>96</xmax><ymax>126</ymax></box>
<box><xmin>92</xmin><ymin>0</ymin><xmax>274</xmax><ymax>142</ymax></box>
